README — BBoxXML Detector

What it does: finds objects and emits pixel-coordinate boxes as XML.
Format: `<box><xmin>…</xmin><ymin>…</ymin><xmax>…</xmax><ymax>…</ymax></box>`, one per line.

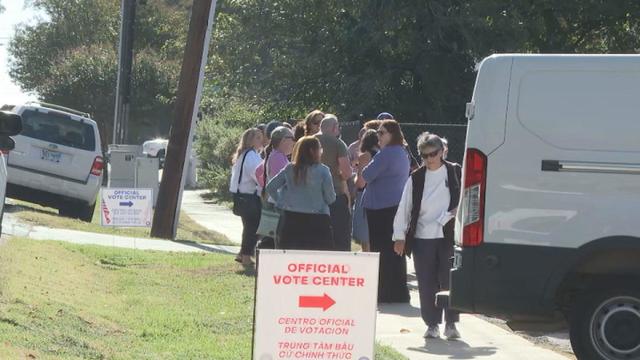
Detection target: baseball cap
<box><xmin>376</xmin><ymin>112</ymin><xmax>394</xmax><ymax>120</ymax></box>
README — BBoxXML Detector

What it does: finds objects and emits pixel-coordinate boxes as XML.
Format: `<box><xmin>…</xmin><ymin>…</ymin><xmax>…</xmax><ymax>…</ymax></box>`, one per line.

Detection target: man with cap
<box><xmin>315</xmin><ymin>114</ymin><xmax>353</xmax><ymax>251</ymax></box>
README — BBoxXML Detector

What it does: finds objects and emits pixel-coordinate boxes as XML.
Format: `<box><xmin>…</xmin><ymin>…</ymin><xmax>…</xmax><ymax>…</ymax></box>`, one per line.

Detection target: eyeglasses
<box><xmin>421</xmin><ymin>149</ymin><xmax>441</xmax><ymax>159</ymax></box>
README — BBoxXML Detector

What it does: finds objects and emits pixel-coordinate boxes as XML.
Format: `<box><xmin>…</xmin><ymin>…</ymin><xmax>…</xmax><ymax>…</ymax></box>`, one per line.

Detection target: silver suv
<box><xmin>3</xmin><ymin>102</ymin><xmax>103</xmax><ymax>222</ymax></box>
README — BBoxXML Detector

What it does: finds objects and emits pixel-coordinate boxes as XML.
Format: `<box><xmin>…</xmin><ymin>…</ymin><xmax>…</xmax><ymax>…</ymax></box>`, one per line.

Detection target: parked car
<box><xmin>3</xmin><ymin>102</ymin><xmax>103</xmax><ymax>222</ymax></box>
<box><xmin>448</xmin><ymin>54</ymin><xmax>640</xmax><ymax>360</ymax></box>
<box><xmin>0</xmin><ymin>110</ymin><xmax>23</xmax><ymax>233</ymax></box>
<box><xmin>142</xmin><ymin>138</ymin><xmax>168</xmax><ymax>167</ymax></box>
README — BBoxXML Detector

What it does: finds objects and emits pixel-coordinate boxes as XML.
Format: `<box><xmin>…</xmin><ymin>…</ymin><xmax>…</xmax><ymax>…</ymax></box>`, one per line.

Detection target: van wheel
<box><xmin>78</xmin><ymin>202</ymin><xmax>95</xmax><ymax>222</ymax></box>
<box><xmin>570</xmin><ymin>286</ymin><xmax>640</xmax><ymax>360</ymax></box>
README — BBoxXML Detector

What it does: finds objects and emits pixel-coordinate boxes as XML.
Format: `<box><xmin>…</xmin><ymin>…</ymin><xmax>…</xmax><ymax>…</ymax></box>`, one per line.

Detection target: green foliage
<box><xmin>9</xmin><ymin>0</ymin><xmax>188</xmax><ymax>143</ymax></box>
<box><xmin>196</xmin><ymin>97</ymin><xmax>265</xmax><ymax>199</ymax></box>
<box><xmin>210</xmin><ymin>0</ymin><xmax>640</xmax><ymax>124</ymax></box>
<box><xmin>211</xmin><ymin>0</ymin><xmax>479</xmax><ymax>123</ymax></box>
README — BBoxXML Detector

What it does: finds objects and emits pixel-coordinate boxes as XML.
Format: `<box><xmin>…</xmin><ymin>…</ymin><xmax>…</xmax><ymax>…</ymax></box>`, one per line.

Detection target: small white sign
<box><xmin>100</xmin><ymin>188</ymin><xmax>153</xmax><ymax>227</ymax></box>
<box><xmin>253</xmin><ymin>250</ymin><xmax>379</xmax><ymax>360</ymax></box>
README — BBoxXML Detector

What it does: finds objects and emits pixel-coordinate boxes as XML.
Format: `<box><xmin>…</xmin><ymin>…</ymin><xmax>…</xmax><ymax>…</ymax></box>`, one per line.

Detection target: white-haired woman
<box><xmin>229</xmin><ymin>127</ymin><xmax>264</xmax><ymax>266</ymax></box>
<box><xmin>393</xmin><ymin>133</ymin><xmax>462</xmax><ymax>340</ymax></box>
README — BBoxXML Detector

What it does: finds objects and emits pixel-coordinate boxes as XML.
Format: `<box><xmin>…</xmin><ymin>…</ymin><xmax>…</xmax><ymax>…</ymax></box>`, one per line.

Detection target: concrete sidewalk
<box><xmin>3</xmin><ymin>213</ymin><xmax>240</xmax><ymax>254</ymax></box>
<box><xmin>377</xmin><ymin>295</ymin><xmax>570</xmax><ymax>360</ymax></box>
<box><xmin>181</xmin><ymin>190</ymin><xmax>242</xmax><ymax>245</ymax></box>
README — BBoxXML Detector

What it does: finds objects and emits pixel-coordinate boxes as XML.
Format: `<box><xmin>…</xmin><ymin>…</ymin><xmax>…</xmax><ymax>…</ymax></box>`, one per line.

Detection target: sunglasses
<box><xmin>421</xmin><ymin>149</ymin><xmax>441</xmax><ymax>159</ymax></box>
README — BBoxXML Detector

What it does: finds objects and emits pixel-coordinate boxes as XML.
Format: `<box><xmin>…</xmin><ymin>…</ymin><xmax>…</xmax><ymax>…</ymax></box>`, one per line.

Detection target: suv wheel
<box><xmin>570</xmin><ymin>286</ymin><xmax>640</xmax><ymax>360</ymax></box>
<box><xmin>58</xmin><ymin>202</ymin><xmax>77</xmax><ymax>219</ymax></box>
<box><xmin>78</xmin><ymin>202</ymin><xmax>95</xmax><ymax>222</ymax></box>
<box><xmin>59</xmin><ymin>201</ymin><xmax>95</xmax><ymax>222</ymax></box>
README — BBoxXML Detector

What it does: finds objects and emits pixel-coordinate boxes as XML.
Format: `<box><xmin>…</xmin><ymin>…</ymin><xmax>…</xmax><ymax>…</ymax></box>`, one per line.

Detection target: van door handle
<box><xmin>541</xmin><ymin>160</ymin><xmax>561</xmax><ymax>172</ymax></box>
<box><xmin>542</xmin><ymin>160</ymin><xmax>640</xmax><ymax>175</ymax></box>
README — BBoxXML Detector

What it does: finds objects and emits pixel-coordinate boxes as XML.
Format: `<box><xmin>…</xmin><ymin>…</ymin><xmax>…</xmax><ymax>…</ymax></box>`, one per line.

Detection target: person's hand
<box><xmin>393</xmin><ymin>240</ymin><xmax>406</xmax><ymax>256</ymax></box>
<box><xmin>450</xmin><ymin>207</ymin><xmax>458</xmax><ymax>217</ymax></box>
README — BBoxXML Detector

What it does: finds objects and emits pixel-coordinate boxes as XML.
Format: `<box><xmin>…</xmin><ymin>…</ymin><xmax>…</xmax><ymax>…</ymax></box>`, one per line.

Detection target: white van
<box><xmin>450</xmin><ymin>54</ymin><xmax>640</xmax><ymax>360</ymax></box>
<box><xmin>4</xmin><ymin>102</ymin><xmax>103</xmax><ymax>222</ymax></box>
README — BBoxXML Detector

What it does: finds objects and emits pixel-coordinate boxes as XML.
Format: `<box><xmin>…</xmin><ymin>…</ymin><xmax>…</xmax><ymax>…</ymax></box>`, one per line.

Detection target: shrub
<box><xmin>196</xmin><ymin>99</ymin><xmax>265</xmax><ymax>201</ymax></box>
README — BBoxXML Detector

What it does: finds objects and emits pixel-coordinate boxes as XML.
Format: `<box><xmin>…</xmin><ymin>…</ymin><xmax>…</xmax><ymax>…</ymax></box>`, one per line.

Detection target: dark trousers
<box><xmin>239</xmin><ymin>195</ymin><xmax>261</xmax><ymax>256</ymax></box>
<box><xmin>367</xmin><ymin>206</ymin><xmax>410</xmax><ymax>303</ymax></box>
<box><xmin>330</xmin><ymin>194</ymin><xmax>352</xmax><ymax>251</ymax></box>
<box><xmin>413</xmin><ymin>237</ymin><xmax>459</xmax><ymax>326</ymax></box>
<box><xmin>279</xmin><ymin>211</ymin><xmax>334</xmax><ymax>251</ymax></box>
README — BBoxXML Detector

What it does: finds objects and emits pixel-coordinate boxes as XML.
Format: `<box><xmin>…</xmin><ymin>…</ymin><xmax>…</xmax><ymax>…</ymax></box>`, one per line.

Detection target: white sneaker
<box><xmin>444</xmin><ymin>323</ymin><xmax>461</xmax><ymax>340</ymax></box>
<box><xmin>424</xmin><ymin>325</ymin><xmax>440</xmax><ymax>339</ymax></box>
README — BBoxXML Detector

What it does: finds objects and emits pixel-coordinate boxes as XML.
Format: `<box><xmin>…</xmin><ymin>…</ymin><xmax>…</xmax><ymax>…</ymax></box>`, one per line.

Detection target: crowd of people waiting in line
<box><xmin>229</xmin><ymin>110</ymin><xmax>462</xmax><ymax>340</ymax></box>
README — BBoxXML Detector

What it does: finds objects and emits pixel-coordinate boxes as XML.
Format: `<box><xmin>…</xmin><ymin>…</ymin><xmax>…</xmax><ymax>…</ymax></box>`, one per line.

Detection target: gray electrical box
<box><xmin>107</xmin><ymin>144</ymin><xmax>143</xmax><ymax>188</ymax></box>
<box><xmin>135</xmin><ymin>157</ymin><xmax>159</xmax><ymax>207</ymax></box>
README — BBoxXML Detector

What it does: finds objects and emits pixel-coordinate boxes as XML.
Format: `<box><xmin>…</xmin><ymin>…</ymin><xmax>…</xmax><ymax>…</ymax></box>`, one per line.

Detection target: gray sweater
<box><xmin>266</xmin><ymin>163</ymin><xmax>336</xmax><ymax>215</ymax></box>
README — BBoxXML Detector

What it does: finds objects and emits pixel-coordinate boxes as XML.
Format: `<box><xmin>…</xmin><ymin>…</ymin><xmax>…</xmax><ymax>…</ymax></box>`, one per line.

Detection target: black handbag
<box><xmin>232</xmin><ymin>150</ymin><xmax>257</xmax><ymax>217</ymax></box>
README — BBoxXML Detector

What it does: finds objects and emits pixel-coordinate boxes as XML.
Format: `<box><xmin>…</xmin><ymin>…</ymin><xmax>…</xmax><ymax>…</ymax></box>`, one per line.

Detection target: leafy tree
<box><xmin>209</xmin><ymin>0</ymin><xmax>640</xmax><ymax>124</ymax></box>
<box><xmin>9</xmin><ymin>0</ymin><xmax>188</xmax><ymax>144</ymax></box>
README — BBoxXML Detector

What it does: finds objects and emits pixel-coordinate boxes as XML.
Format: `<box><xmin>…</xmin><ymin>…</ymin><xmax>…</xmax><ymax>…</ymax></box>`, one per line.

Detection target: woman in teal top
<box><xmin>266</xmin><ymin>136</ymin><xmax>336</xmax><ymax>250</ymax></box>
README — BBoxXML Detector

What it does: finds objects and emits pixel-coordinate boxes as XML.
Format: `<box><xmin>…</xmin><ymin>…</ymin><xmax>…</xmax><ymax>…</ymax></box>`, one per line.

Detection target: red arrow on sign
<box><xmin>298</xmin><ymin>293</ymin><xmax>336</xmax><ymax>311</ymax></box>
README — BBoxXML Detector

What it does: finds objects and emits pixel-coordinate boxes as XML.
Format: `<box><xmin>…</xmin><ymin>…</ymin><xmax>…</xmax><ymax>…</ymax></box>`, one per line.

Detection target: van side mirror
<box><xmin>0</xmin><ymin>137</ymin><xmax>15</xmax><ymax>152</ymax></box>
<box><xmin>0</xmin><ymin>111</ymin><xmax>22</xmax><ymax>136</ymax></box>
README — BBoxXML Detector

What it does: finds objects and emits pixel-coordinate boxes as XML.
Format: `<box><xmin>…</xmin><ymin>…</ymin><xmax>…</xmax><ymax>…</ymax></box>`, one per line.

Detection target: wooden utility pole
<box><xmin>112</xmin><ymin>0</ymin><xmax>137</xmax><ymax>144</ymax></box>
<box><xmin>151</xmin><ymin>0</ymin><xmax>217</xmax><ymax>239</ymax></box>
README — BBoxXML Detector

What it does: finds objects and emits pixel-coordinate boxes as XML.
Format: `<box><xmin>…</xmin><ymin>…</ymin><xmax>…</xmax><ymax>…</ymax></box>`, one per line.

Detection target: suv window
<box><xmin>20</xmin><ymin>109</ymin><xmax>96</xmax><ymax>151</ymax></box>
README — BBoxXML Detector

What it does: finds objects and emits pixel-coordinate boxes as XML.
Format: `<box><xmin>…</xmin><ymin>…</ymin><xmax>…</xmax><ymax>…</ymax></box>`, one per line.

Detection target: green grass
<box><xmin>0</xmin><ymin>238</ymin><xmax>407</xmax><ymax>359</ymax></box>
<box><xmin>7</xmin><ymin>200</ymin><xmax>233</xmax><ymax>246</ymax></box>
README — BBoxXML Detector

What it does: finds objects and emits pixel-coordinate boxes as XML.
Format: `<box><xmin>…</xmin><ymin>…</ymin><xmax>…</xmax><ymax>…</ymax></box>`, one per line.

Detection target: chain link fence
<box><xmin>341</xmin><ymin>121</ymin><xmax>468</xmax><ymax>164</ymax></box>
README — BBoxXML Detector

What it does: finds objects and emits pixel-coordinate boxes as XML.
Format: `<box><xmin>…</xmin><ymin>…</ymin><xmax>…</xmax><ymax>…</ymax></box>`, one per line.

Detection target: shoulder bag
<box><xmin>232</xmin><ymin>150</ymin><xmax>258</xmax><ymax>217</ymax></box>
<box><xmin>256</xmin><ymin>152</ymin><xmax>281</xmax><ymax>237</ymax></box>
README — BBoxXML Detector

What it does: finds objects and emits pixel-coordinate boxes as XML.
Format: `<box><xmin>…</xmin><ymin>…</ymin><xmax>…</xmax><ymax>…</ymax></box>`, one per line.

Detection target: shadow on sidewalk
<box><xmin>378</xmin><ymin>302</ymin><xmax>422</xmax><ymax>317</ymax></box>
<box><xmin>408</xmin><ymin>339</ymin><xmax>497</xmax><ymax>359</ymax></box>
<box><xmin>171</xmin><ymin>240</ymin><xmax>236</xmax><ymax>254</ymax></box>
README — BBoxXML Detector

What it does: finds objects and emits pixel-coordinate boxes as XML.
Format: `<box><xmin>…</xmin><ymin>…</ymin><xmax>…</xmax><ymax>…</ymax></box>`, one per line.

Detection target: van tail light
<box><xmin>90</xmin><ymin>156</ymin><xmax>104</xmax><ymax>176</ymax></box>
<box><xmin>461</xmin><ymin>148</ymin><xmax>487</xmax><ymax>247</ymax></box>
<box><xmin>0</xmin><ymin>150</ymin><xmax>10</xmax><ymax>155</ymax></box>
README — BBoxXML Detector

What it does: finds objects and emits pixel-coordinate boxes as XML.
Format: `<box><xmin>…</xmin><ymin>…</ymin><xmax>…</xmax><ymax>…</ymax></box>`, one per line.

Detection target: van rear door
<box><xmin>9</xmin><ymin>108</ymin><xmax>98</xmax><ymax>184</ymax></box>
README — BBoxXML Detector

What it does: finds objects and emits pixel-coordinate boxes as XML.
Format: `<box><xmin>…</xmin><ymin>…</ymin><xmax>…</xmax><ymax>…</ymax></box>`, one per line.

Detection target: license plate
<box><xmin>42</xmin><ymin>149</ymin><xmax>62</xmax><ymax>163</ymax></box>
<box><xmin>453</xmin><ymin>252</ymin><xmax>462</xmax><ymax>269</ymax></box>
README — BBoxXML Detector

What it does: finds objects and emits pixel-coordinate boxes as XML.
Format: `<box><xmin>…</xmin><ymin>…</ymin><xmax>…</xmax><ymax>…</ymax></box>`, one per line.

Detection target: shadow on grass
<box><xmin>4</xmin><ymin>203</ymin><xmax>54</xmax><ymax>216</ymax></box>
<box><xmin>235</xmin><ymin>265</ymin><xmax>256</xmax><ymax>277</ymax></box>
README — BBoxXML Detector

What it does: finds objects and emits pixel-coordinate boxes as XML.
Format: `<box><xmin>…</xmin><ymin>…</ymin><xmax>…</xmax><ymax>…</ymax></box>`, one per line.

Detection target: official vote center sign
<box><xmin>253</xmin><ymin>250</ymin><xmax>380</xmax><ymax>360</ymax></box>
<box><xmin>100</xmin><ymin>188</ymin><xmax>153</xmax><ymax>227</ymax></box>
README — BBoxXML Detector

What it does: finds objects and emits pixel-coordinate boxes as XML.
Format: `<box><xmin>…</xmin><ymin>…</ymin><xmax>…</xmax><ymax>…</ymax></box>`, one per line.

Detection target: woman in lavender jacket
<box><xmin>362</xmin><ymin>120</ymin><xmax>411</xmax><ymax>303</ymax></box>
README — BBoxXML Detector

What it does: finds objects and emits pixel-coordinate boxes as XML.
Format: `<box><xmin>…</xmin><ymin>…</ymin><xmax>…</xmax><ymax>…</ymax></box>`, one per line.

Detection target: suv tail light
<box><xmin>461</xmin><ymin>148</ymin><xmax>487</xmax><ymax>247</ymax></box>
<box><xmin>90</xmin><ymin>156</ymin><xmax>104</xmax><ymax>176</ymax></box>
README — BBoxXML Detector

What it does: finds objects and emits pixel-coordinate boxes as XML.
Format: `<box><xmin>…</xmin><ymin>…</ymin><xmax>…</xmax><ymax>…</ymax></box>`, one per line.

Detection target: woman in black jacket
<box><xmin>392</xmin><ymin>133</ymin><xmax>462</xmax><ymax>340</ymax></box>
